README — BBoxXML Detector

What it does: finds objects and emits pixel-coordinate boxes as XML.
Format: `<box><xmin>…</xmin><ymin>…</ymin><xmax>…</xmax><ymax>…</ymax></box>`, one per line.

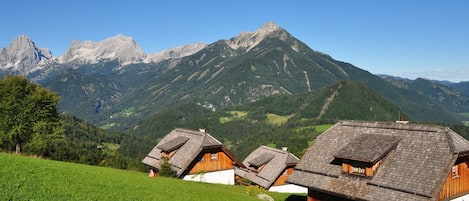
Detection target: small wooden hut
<box><xmin>142</xmin><ymin>128</ymin><xmax>243</xmax><ymax>185</ymax></box>
<box><xmin>235</xmin><ymin>145</ymin><xmax>307</xmax><ymax>193</ymax></box>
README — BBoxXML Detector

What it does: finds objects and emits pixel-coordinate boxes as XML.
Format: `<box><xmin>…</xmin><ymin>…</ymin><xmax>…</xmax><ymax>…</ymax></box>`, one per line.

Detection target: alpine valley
<box><xmin>1</xmin><ymin>22</ymin><xmax>469</xmax><ymax>134</ymax></box>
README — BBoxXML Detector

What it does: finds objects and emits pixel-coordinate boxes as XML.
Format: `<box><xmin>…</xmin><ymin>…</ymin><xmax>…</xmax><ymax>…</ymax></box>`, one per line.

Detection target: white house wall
<box><xmin>450</xmin><ymin>194</ymin><xmax>469</xmax><ymax>201</ymax></box>
<box><xmin>183</xmin><ymin>169</ymin><xmax>235</xmax><ymax>185</ymax></box>
<box><xmin>268</xmin><ymin>184</ymin><xmax>308</xmax><ymax>194</ymax></box>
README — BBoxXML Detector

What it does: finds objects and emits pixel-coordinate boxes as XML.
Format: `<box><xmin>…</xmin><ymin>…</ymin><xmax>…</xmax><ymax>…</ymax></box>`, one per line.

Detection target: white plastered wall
<box><xmin>183</xmin><ymin>169</ymin><xmax>235</xmax><ymax>185</ymax></box>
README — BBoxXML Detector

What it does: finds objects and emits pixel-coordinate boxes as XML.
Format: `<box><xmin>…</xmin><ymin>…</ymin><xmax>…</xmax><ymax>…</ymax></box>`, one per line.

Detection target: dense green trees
<box><xmin>0</xmin><ymin>75</ymin><xmax>64</xmax><ymax>155</ymax></box>
<box><xmin>0</xmin><ymin>76</ymin><xmax>146</xmax><ymax>170</ymax></box>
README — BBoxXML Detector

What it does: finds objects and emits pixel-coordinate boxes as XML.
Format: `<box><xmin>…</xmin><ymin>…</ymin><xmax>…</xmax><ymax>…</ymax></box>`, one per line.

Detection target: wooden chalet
<box><xmin>235</xmin><ymin>145</ymin><xmax>307</xmax><ymax>193</ymax></box>
<box><xmin>287</xmin><ymin>121</ymin><xmax>469</xmax><ymax>201</ymax></box>
<box><xmin>142</xmin><ymin>128</ymin><xmax>243</xmax><ymax>185</ymax></box>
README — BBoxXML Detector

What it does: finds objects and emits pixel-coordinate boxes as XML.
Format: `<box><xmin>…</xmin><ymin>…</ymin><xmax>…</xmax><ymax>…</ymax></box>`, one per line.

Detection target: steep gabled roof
<box><xmin>142</xmin><ymin>128</ymin><xmax>234</xmax><ymax>177</ymax></box>
<box><xmin>287</xmin><ymin>121</ymin><xmax>469</xmax><ymax>201</ymax></box>
<box><xmin>235</xmin><ymin>146</ymin><xmax>300</xmax><ymax>189</ymax></box>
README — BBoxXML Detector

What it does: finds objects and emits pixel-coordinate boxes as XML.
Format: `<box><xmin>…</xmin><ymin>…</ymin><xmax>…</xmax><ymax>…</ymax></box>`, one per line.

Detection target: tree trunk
<box><xmin>16</xmin><ymin>144</ymin><xmax>21</xmax><ymax>154</ymax></box>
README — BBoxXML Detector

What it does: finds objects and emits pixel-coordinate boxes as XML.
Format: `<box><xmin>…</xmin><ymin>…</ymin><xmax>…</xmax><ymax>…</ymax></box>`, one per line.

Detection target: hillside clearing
<box><xmin>293</xmin><ymin>124</ymin><xmax>333</xmax><ymax>133</ymax></box>
<box><xmin>0</xmin><ymin>153</ymin><xmax>297</xmax><ymax>201</ymax></box>
<box><xmin>266</xmin><ymin>113</ymin><xmax>291</xmax><ymax>125</ymax></box>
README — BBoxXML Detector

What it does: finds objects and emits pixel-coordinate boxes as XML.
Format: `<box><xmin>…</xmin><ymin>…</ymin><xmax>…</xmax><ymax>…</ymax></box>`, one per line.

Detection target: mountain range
<box><xmin>1</xmin><ymin>22</ymin><xmax>468</xmax><ymax>131</ymax></box>
<box><xmin>0</xmin><ymin>33</ymin><xmax>205</xmax><ymax>79</ymax></box>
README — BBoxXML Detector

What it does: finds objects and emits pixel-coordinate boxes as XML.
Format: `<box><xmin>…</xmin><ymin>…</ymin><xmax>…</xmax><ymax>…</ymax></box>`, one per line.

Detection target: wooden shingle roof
<box><xmin>248</xmin><ymin>153</ymin><xmax>275</xmax><ymax>167</ymax></box>
<box><xmin>156</xmin><ymin>136</ymin><xmax>189</xmax><ymax>153</ymax></box>
<box><xmin>334</xmin><ymin>134</ymin><xmax>400</xmax><ymax>163</ymax></box>
<box><xmin>142</xmin><ymin>128</ymin><xmax>229</xmax><ymax>177</ymax></box>
<box><xmin>287</xmin><ymin>121</ymin><xmax>469</xmax><ymax>201</ymax></box>
<box><xmin>235</xmin><ymin>146</ymin><xmax>300</xmax><ymax>189</ymax></box>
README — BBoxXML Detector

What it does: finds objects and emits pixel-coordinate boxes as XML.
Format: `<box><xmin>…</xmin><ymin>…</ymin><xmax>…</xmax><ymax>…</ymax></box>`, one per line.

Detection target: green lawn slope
<box><xmin>0</xmin><ymin>153</ymin><xmax>297</xmax><ymax>201</ymax></box>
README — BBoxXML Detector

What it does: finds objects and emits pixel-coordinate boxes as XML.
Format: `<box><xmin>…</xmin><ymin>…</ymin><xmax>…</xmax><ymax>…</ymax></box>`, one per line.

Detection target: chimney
<box><xmin>281</xmin><ymin>147</ymin><xmax>288</xmax><ymax>151</ymax></box>
<box><xmin>199</xmin><ymin>128</ymin><xmax>206</xmax><ymax>133</ymax></box>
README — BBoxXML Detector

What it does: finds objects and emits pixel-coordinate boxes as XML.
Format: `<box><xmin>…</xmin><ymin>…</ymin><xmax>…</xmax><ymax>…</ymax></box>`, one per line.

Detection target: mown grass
<box><xmin>313</xmin><ymin>124</ymin><xmax>333</xmax><ymax>132</ymax></box>
<box><xmin>220</xmin><ymin>111</ymin><xmax>248</xmax><ymax>124</ymax></box>
<box><xmin>293</xmin><ymin>124</ymin><xmax>333</xmax><ymax>133</ymax></box>
<box><xmin>0</xmin><ymin>153</ymin><xmax>295</xmax><ymax>201</ymax></box>
<box><xmin>266</xmin><ymin>113</ymin><xmax>290</xmax><ymax>126</ymax></box>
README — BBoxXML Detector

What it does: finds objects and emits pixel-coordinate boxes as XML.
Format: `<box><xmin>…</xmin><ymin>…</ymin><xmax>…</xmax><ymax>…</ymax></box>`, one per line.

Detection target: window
<box><xmin>210</xmin><ymin>153</ymin><xmax>218</xmax><ymax>160</ymax></box>
<box><xmin>452</xmin><ymin>165</ymin><xmax>459</xmax><ymax>178</ymax></box>
<box><xmin>352</xmin><ymin>166</ymin><xmax>365</xmax><ymax>174</ymax></box>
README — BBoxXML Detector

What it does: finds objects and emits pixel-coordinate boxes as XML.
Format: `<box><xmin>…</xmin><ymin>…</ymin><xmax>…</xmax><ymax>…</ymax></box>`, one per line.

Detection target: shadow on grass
<box><xmin>285</xmin><ymin>194</ymin><xmax>307</xmax><ymax>201</ymax></box>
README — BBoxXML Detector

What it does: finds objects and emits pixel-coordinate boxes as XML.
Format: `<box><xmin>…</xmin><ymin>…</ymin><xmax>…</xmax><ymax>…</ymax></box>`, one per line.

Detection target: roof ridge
<box><xmin>444</xmin><ymin>127</ymin><xmax>469</xmax><ymax>154</ymax></box>
<box><xmin>174</xmin><ymin>128</ymin><xmax>205</xmax><ymax>136</ymax></box>
<box><xmin>202</xmin><ymin>132</ymin><xmax>223</xmax><ymax>146</ymax></box>
<box><xmin>445</xmin><ymin>129</ymin><xmax>457</xmax><ymax>154</ymax></box>
<box><xmin>340</xmin><ymin>121</ymin><xmax>441</xmax><ymax>132</ymax></box>
<box><xmin>259</xmin><ymin>145</ymin><xmax>289</xmax><ymax>154</ymax></box>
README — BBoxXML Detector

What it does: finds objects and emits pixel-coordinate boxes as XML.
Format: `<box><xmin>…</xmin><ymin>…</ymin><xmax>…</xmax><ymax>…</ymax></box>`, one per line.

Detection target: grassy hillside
<box><xmin>0</xmin><ymin>153</ymin><xmax>297</xmax><ymax>201</ymax></box>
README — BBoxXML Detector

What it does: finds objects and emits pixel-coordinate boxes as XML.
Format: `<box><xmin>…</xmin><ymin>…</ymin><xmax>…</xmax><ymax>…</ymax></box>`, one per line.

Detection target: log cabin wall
<box><xmin>189</xmin><ymin>149</ymin><xmax>234</xmax><ymax>174</ymax></box>
<box><xmin>273</xmin><ymin>167</ymin><xmax>294</xmax><ymax>186</ymax></box>
<box><xmin>342</xmin><ymin>163</ymin><xmax>351</xmax><ymax>173</ymax></box>
<box><xmin>342</xmin><ymin>160</ymin><xmax>382</xmax><ymax>177</ymax></box>
<box><xmin>437</xmin><ymin>159</ymin><xmax>469</xmax><ymax>200</ymax></box>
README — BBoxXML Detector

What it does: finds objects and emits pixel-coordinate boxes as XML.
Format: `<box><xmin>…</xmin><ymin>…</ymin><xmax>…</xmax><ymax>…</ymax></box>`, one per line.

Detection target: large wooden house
<box><xmin>142</xmin><ymin>128</ymin><xmax>243</xmax><ymax>185</ymax></box>
<box><xmin>287</xmin><ymin>121</ymin><xmax>469</xmax><ymax>201</ymax></box>
<box><xmin>235</xmin><ymin>145</ymin><xmax>307</xmax><ymax>193</ymax></box>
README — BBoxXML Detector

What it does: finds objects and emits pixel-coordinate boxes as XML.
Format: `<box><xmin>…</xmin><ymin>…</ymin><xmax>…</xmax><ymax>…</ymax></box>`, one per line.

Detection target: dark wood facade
<box><xmin>438</xmin><ymin>157</ymin><xmax>469</xmax><ymax>200</ymax></box>
<box><xmin>188</xmin><ymin>148</ymin><xmax>235</xmax><ymax>174</ymax></box>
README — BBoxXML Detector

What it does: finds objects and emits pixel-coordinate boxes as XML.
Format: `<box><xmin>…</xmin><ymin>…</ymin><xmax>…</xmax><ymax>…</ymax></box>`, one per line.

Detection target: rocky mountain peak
<box><xmin>0</xmin><ymin>35</ymin><xmax>55</xmax><ymax>74</ymax></box>
<box><xmin>226</xmin><ymin>22</ymin><xmax>286</xmax><ymax>51</ymax></box>
<box><xmin>59</xmin><ymin>34</ymin><xmax>146</xmax><ymax>65</ymax></box>
<box><xmin>146</xmin><ymin>42</ymin><xmax>207</xmax><ymax>63</ymax></box>
<box><xmin>10</xmin><ymin>35</ymin><xmax>35</xmax><ymax>50</ymax></box>
<box><xmin>257</xmin><ymin>21</ymin><xmax>282</xmax><ymax>36</ymax></box>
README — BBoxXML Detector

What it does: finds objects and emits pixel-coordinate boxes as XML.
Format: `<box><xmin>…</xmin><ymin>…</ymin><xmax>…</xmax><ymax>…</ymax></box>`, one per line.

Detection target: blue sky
<box><xmin>2</xmin><ymin>1</ymin><xmax>468</xmax><ymax>82</ymax></box>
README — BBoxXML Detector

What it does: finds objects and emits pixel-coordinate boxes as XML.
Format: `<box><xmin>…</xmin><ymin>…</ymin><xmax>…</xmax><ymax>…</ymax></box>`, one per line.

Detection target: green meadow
<box><xmin>266</xmin><ymin>113</ymin><xmax>290</xmax><ymax>126</ymax></box>
<box><xmin>293</xmin><ymin>124</ymin><xmax>333</xmax><ymax>133</ymax></box>
<box><xmin>0</xmin><ymin>153</ymin><xmax>297</xmax><ymax>201</ymax></box>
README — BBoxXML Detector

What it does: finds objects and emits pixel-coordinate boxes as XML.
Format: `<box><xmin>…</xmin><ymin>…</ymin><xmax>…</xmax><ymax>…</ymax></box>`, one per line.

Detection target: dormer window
<box><xmin>334</xmin><ymin>134</ymin><xmax>400</xmax><ymax>177</ymax></box>
<box><xmin>157</xmin><ymin>136</ymin><xmax>189</xmax><ymax>159</ymax></box>
<box><xmin>247</xmin><ymin>153</ymin><xmax>274</xmax><ymax>172</ymax></box>
<box><xmin>352</xmin><ymin>166</ymin><xmax>365</xmax><ymax>174</ymax></box>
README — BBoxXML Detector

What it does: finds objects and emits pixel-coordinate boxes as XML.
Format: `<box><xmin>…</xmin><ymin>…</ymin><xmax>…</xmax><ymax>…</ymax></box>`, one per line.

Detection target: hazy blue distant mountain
<box><xmin>381</xmin><ymin>76</ymin><xmax>469</xmax><ymax>115</ymax></box>
<box><xmin>449</xmin><ymin>82</ymin><xmax>469</xmax><ymax>97</ymax></box>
